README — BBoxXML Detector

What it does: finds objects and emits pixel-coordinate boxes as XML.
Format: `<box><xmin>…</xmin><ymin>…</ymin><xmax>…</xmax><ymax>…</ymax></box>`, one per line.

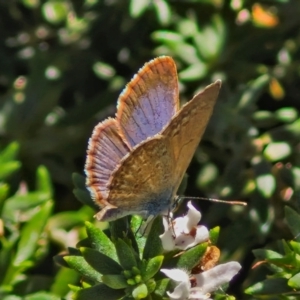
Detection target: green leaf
<box><xmin>209</xmin><ymin>226</ymin><xmax>220</xmax><ymax>245</ymax></box>
<box><xmin>281</xmin><ymin>239</ymin><xmax>293</xmax><ymax>255</ymax></box>
<box><xmin>264</xmin><ymin>142</ymin><xmax>291</xmax><ymax>161</ymax></box>
<box><xmin>285</xmin><ymin>206</ymin><xmax>300</xmax><ymax>239</ymax></box>
<box><xmin>143</xmin><ymin>216</ymin><xmax>164</xmax><ymax>260</ymax></box>
<box><xmin>132</xmin><ymin>283</ymin><xmax>148</xmax><ymax>299</ymax></box>
<box><xmin>0</xmin><ymin>161</ymin><xmax>21</xmax><ymax>180</ymax></box>
<box><xmin>129</xmin><ymin>0</ymin><xmax>150</xmax><ymax>18</ymax></box>
<box><xmin>252</xmin><ymin>110</ymin><xmax>276</xmax><ymax>128</ymax></box>
<box><xmin>275</xmin><ymin>107</ymin><xmax>298</xmax><ymax>123</ymax></box>
<box><xmin>80</xmin><ymin>247</ymin><xmax>123</xmax><ymax>275</ymax></box>
<box><xmin>252</xmin><ymin>249</ymin><xmax>283</xmax><ymax>260</ymax></box>
<box><xmin>196</xmin><ymin>162</ymin><xmax>218</xmax><ymax>187</ymax></box>
<box><xmin>146</xmin><ymin>278</ymin><xmax>156</xmax><ymax>294</ymax></box>
<box><xmin>151</xmin><ymin>30</ymin><xmax>184</xmax><ymax>45</ymax></box>
<box><xmin>238</xmin><ymin>75</ymin><xmax>270</xmax><ymax>110</ymax></box>
<box><xmin>93</xmin><ymin>62</ymin><xmax>116</xmax><ymax>80</ymax></box>
<box><xmin>178</xmin><ymin>243</ymin><xmax>208</xmax><ymax>269</ymax></box>
<box><xmin>179</xmin><ymin>62</ymin><xmax>207</xmax><ymax>81</ymax></box>
<box><xmin>168</xmin><ymin>243</ymin><xmax>208</xmax><ymax>270</ymax></box>
<box><xmin>110</xmin><ymin>217</ymin><xmax>130</xmax><ymax>240</ymax></box>
<box><xmin>24</xmin><ymin>292</ymin><xmax>60</xmax><ymax>300</ymax></box>
<box><xmin>115</xmin><ymin>239</ymin><xmax>138</xmax><ymax>270</ymax></box>
<box><xmin>101</xmin><ymin>274</ymin><xmax>128</xmax><ymax>289</ymax></box>
<box><xmin>48</xmin><ymin>207</ymin><xmax>93</xmax><ymax>231</ymax></box>
<box><xmin>177</xmin><ymin>19</ymin><xmax>198</xmax><ymax>38</ymax></box>
<box><xmin>0</xmin><ymin>142</ymin><xmax>19</xmax><ymax>163</ymax></box>
<box><xmin>74</xmin><ymin>283</ymin><xmax>124</xmax><ymax>300</ymax></box>
<box><xmin>245</xmin><ymin>278</ymin><xmax>292</xmax><ymax>295</ymax></box>
<box><xmin>3</xmin><ymin>191</ymin><xmax>51</xmax><ymax>220</ymax></box>
<box><xmin>21</xmin><ymin>0</ymin><xmax>40</xmax><ymax>8</ymax></box>
<box><xmin>73</xmin><ymin>188</ymin><xmax>97</xmax><ymax>210</ymax></box>
<box><xmin>267</xmin><ymin>253</ymin><xmax>300</xmax><ymax>270</ymax></box>
<box><xmin>288</xmin><ymin>240</ymin><xmax>300</xmax><ymax>255</ymax></box>
<box><xmin>256</xmin><ymin>174</ymin><xmax>276</xmax><ymax>198</ymax></box>
<box><xmin>42</xmin><ymin>1</ymin><xmax>68</xmax><ymax>24</ymax></box>
<box><xmin>72</xmin><ymin>173</ymin><xmax>87</xmax><ymax>190</ymax></box>
<box><xmin>14</xmin><ymin>201</ymin><xmax>53</xmax><ymax>266</ymax></box>
<box><xmin>141</xmin><ymin>256</ymin><xmax>164</xmax><ymax>281</ymax></box>
<box><xmin>72</xmin><ymin>174</ymin><xmax>95</xmax><ymax>209</ymax></box>
<box><xmin>288</xmin><ymin>272</ymin><xmax>300</xmax><ymax>289</ymax></box>
<box><xmin>50</xmin><ymin>267</ymin><xmax>79</xmax><ymax>296</ymax></box>
<box><xmin>0</xmin><ymin>183</ymin><xmax>9</xmax><ymax>212</ymax></box>
<box><xmin>64</xmin><ymin>256</ymin><xmax>102</xmax><ymax>283</ymax></box>
<box><xmin>36</xmin><ymin>165</ymin><xmax>53</xmax><ymax>196</ymax></box>
<box><xmin>153</xmin><ymin>278</ymin><xmax>170</xmax><ymax>298</ymax></box>
<box><xmin>130</xmin><ymin>216</ymin><xmax>147</xmax><ymax>255</ymax></box>
<box><xmin>153</xmin><ymin>0</ymin><xmax>171</xmax><ymax>26</ymax></box>
<box><xmin>110</xmin><ymin>218</ymin><xmax>140</xmax><ymax>255</ymax></box>
<box><xmin>85</xmin><ymin>222</ymin><xmax>118</xmax><ymax>261</ymax></box>
<box><xmin>292</xmin><ymin>167</ymin><xmax>300</xmax><ymax>190</ymax></box>
<box><xmin>193</xmin><ymin>15</ymin><xmax>225</xmax><ymax>60</ymax></box>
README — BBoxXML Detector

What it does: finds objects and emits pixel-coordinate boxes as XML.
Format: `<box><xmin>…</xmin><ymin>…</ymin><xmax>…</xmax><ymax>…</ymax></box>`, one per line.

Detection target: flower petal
<box><xmin>167</xmin><ymin>282</ymin><xmax>189</xmax><ymax>299</ymax></box>
<box><xmin>190</xmin><ymin>287</ymin><xmax>212</xmax><ymax>299</ymax></box>
<box><xmin>194</xmin><ymin>262</ymin><xmax>241</xmax><ymax>293</ymax></box>
<box><xmin>161</xmin><ymin>268</ymin><xmax>190</xmax><ymax>283</ymax></box>
<box><xmin>160</xmin><ymin>218</ymin><xmax>176</xmax><ymax>251</ymax></box>
<box><xmin>161</xmin><ymin>268</ymin><xmax>190</xmax><ymax>300</ymax></box>
<box><xmin>185</xmin><ymin>201</ymin><xmax>201</xmax><ymax>232</ymax></box>
<box><xmin>192</xmin><ymin>226</ymin><xmax>210</xmax><ymax>246</ymax></box>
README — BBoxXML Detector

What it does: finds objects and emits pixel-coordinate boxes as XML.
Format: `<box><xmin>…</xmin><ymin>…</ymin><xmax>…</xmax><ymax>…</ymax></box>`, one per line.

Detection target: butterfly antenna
<box><xmin>181</xmin><ymin>196</ymin><xmax>247</xmax><ymax>206</ymax></box>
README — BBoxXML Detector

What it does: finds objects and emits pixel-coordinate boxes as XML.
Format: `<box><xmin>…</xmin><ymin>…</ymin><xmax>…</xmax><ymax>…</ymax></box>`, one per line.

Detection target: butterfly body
<box><xmin>85</xmin><ymin>56</ymin><xmax>221</xmax><ymax>221</ymax></box>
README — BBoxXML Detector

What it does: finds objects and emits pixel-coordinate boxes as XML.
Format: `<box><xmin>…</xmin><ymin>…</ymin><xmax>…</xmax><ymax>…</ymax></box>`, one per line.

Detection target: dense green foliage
<box><xmin>1</xmin><ymin>0</ymin><xmax>300</xmax><ymax>299</ymax></box>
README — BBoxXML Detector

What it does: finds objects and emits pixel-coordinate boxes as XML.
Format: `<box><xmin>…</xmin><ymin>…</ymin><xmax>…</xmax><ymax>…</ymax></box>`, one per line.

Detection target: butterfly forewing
<box><xmin>117</xmin><ymin>57</ymin><xmax>179</xmax><ymax>148</ymax></box>
<box><xmin>162</xmin><ymin>80</ymin><xmax>221</xmax><ymax>192</ymax></box>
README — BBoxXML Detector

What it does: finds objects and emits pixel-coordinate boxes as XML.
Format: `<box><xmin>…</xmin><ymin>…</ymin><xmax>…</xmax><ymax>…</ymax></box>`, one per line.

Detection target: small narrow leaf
<box><xmin>252</xmin><ymin>249</ymin><xmax>283</xmax><ymax>260</ymax></box>
<box><xmin>64</xmin><ymin>256</ymin><xmax>102</xmax><ymax>283</ymax></box>
<box><xmin>85</xmin><ymin>222</ymin><xmax>118</xmax><ymax>261</ymax></box>
<box><xmin>0</xmin><ymin>142</ymin><xmax>19</xmax><ymax>163</ymax></box>
<box><xmin>80</xmin><ymin>247</ymin><xmax>122</xmax><ymax>275</ymax></box>
<box><xmin>143</xmin><ymin>216</ymin><xmax>164</xmax><ymax>260</ymax></box>
<box><xmin>285</xmin><ymin>206</ymin><xmax>300</xmax><ymax>239</ymax></box>
<box><xmin>129</xmin><ymin>0</ymin><xmax>150</xmax><ymax>18</ymax></box>
<box><xmin>288</xmin><ymin>272</ymin><xmax>300</xmax><ymax>289</ymax></box>
<box><xmin>14</xmin><ymin>201</ymin><xmax>53</xmax><ymax>265</ymax></box>
<box><xmin>72</xmin><ymin>173</ymin><xmax>87</xmax><ymax>190</ymax></box>
<box><xmin>101</xmin><ymin>274</ymin><xmax>128</xmax><ymax>289</ymax></box>
<box><xmin>132</xmin><ymin>283</ymin><xmax>148</xmax><ymax>299</ymax></box>
<box><xmin>74</xmin><ymin>283</ymin><xmax>124</xmax><ymax>300</ymax></box>
<box><xmin>209</xmin><ymin>226</ymin><xmax>220</xmax><ymax>245</ymax></box>
<box><xmin>115</xmin><ymin>239</ymin><xmax>138</xmax><ymax>270</ymax></box>
<box><xmin>245</xmin><ymin>278</ymin><xmax>292</xmax><ymax>295</ymax></box>
<box><xmin>36</xmin><ymin>165</ymin><xmax>53</xmax><ymax>196</ymax></box>
<box><xmin>141</xmin><ymin>256</ymin><xmax>164</xmax><ymax>281</ymax></box>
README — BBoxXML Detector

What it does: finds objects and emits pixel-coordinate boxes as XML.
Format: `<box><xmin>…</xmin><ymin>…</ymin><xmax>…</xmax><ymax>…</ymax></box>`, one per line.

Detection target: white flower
<box><xmin>160</xmin><ymin>201</ymin><xmax>209</xmax><ymax>251</ymax></box>
<box><xmin>161</xmin><ymin>262</ymin><xmax>241</xmax><ymax>300</ymax></box>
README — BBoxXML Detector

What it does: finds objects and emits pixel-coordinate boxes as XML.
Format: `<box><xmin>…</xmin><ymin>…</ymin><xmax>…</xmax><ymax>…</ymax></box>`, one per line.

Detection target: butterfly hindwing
<box><xmin>85</xmin><ymin>118</ymin><xmax>130</xmax><ymax>202</ymax></box>
<box><xmin>98</xmin><ymin>136</ymin><xmax>175</xmax><ymax>221</ymax></box>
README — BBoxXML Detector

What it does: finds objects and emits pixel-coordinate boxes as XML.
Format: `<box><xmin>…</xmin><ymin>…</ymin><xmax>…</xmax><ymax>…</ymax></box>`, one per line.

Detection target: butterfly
<box><xmin>85</xmin><ymin>56</ymin><xmax>221</xmax><ymax>221</ymax></box>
